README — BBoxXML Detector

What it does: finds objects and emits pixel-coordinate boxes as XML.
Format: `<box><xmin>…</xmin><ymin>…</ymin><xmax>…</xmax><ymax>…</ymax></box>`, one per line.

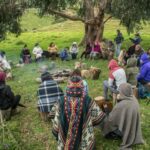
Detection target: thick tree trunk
<box><xmin>80</xmin><ymin>16</ymin><xmax>105</xmax><ymax>45</ymax></box>
<box><xmin>79</xmin><ymin>0</ymin><xmax>105</xmax><ymax>45</ymax></box>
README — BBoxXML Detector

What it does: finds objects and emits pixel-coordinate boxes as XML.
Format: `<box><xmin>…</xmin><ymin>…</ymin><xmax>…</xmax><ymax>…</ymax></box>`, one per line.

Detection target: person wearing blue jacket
<box><xmin>137</xmin><ymin>53</ymin><xmax>150</xmax><ymax>84</ymax></box>
<box><xmin>59</xmin><ymin>47</ymin><xmax>70</xmax><ymax>61</ymax></box>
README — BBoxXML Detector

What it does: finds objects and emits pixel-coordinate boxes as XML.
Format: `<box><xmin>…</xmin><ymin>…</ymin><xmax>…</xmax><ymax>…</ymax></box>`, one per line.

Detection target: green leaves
<box><xmin>0</xmin><ymin>0</ymin><xmax>25</xmax><ymax>40</ymax></box>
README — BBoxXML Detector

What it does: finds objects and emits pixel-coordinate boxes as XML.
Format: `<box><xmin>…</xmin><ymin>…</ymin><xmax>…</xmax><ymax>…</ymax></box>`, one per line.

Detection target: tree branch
<box><xmin>103</xmin><ymin>16</ymin><xmax>112</xmax><ymax>24</ymax></box>
<box><xmin>48</xmin><ymin>8</ymin><xmax>85</xmax><ymax>22</ymax></box>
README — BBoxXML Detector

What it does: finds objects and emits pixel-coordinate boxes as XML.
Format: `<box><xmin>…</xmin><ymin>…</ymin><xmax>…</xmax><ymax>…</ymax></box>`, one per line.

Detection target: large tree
<box><xmin>0</xmin><ymin>0</ymin><xmax>25</xmax><ymax>40</ymax></box>
<box><xmin>31</xmin><ymin>0</ymin><xmax>150</xmax><ymax>43</ymax></box>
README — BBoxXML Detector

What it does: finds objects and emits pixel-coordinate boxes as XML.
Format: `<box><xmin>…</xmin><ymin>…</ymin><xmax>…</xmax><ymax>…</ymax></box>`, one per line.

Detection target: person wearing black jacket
<box><xmin>0</xmin><ymin>71</ymin><xmax>25</xmax><ymax>120</ymax></box>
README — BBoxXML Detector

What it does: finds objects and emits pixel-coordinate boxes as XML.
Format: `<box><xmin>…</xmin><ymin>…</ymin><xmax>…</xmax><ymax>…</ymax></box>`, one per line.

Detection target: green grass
<box><xmin>0</xmin><ymin>9</ymin><xmax>150</xmax><ymax>150</ymax></box>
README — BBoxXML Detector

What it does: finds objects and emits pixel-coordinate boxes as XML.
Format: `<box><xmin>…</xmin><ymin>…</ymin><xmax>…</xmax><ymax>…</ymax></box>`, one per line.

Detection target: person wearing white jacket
<box><xmin>32</xmin><ymin>43</ymin><xmax>43</xmax><ymax>62</ymax></box>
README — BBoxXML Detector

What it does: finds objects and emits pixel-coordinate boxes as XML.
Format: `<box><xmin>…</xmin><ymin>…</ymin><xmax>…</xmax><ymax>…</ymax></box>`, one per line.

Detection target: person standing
<box><xmin>114</xmin><ymin>30</ymin><xmax>124</xmax><ymax>57</ymax></box>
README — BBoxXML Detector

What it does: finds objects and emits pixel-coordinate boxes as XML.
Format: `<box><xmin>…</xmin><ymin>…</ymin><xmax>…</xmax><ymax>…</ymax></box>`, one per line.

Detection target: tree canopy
<box><xmin>0</xmin><ymin>0</ymin><xmax>25</xmax><ymax>40</ymax></box>
<box><xmin>30</xmin><ymin>0</ymin><xmax>150</xmax><ymax>42</ymax></box>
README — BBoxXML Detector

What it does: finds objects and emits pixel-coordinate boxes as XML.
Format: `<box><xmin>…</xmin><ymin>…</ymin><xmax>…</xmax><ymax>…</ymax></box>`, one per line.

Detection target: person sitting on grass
<box><xmin>20</xmin><ymin>44</ymin><xmax>31</xmax><ymax>64</ymax></box>
<box><xmin>80</xmin><ymin>40</ymin><xmax>92</xmax><ymax>59</ymax></box>
<box><xmin>134</xmin><ymin>44</ymin><xmax>144</xmax><ymax>67</ymax></box>
<box><xmin>32</xmin><ymin>43</ymin><xmax>43</xmax><ymax>62</ymax></box>
<box><xmin>37</xmin><ymin>71</ymin><xmax>64</xmax><ymax>121</ymax></box>
<box><xmin>0</xmin><ymin>71</ymin><xmax>25</xmax><ymax>121</ymax></box>
<box><xmin>0</xmin><ymin>51</ymin><xmax>11</xmax><ymax>70</ymax></box>
<box><xmin>102</xmin><ymin>83</ymin><xmax>144</xmax><ymax>150</ymax></box>
<box><xmin>52</xmin><ymin>75</ymin><xmax>105</xmax><ymax>150</ymax></box>
<box><xmin>48</xmin><ymin>42</ymin><xmax>58</xmax><ymax>60</ymax></box>
<box><xmin>60</xmin><ymin>47</ymin><xmax>70</xmax><ymax>61</ymax></box>
<box><xmin>90</xmin><ymin>39</ymin><xmax>102</xmax><ymax>59</ymax></box>
<box><xmin>126</xmin><ymin>56</ymin><xmax>139</xmax><ymax>86</ymax></box>
<box><xmin>103</xmin><ymin>59</ymin><xmax>127</xmax><ymax>101</ymax></box>
<box><xmin>70</xmin><ymin>42</ymin><xmax>78</xmax><ymax>60</ymax></box>
<box><xmin>137</xmin><ymin>53</ymin><xmax>150</xmax><ymax>98</ymax></box>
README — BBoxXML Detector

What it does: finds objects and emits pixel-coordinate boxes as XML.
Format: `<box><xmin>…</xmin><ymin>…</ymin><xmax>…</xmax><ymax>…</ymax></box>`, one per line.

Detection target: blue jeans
<box><xmin>115</xmin><ymin>43</ymin><xmax>122</xmax><ymax>57</ymax></box>
<box><xmin>103</xmin><ymin>80</ymin><xmax>118</xmax><ymax>100</ymax></box>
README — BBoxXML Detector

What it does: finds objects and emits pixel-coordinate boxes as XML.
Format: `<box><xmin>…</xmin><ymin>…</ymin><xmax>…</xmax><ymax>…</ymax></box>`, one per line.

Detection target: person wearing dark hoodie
<box><xmin>103</xmin><ymin>59</ymin><xmax>127</xmax><ymax>100</ymax></box>
<box><xmin>102</xmin><ymin>83</ymin><xmax>144</xmax><ymax>150</ymax></box>
<box><xmin>0</xmin><ymin>71</ymin><xmax>25</xmax><ymax>120</ymax></box>
<box><xmin>126</xmin><ymin>56</ymin><xmax>139</xmax><ymax>86</ymax></box>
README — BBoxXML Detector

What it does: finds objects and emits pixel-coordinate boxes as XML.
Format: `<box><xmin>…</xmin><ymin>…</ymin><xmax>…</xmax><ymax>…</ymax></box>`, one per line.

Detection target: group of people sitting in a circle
<box><xmin>0</xmin><ymin>30</ymin><xmax>150</xmax><ymax>150</ymax></box>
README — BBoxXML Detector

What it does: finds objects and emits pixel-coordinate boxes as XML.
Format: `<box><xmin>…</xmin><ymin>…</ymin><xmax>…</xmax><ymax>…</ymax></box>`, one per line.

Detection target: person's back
<box><xmin>37</xmin><ymin>72</ymin><xmax>63</xmax><ymax>113</ymax></box>
<box><xmin>102</xmin><ymin>83</ymin><xmax>144</xmax><ymax>149</ymax></box>
<box><xmin>126</xmin><ymin>57</ymin><xmax>139</xmax><ymax>86</ymax></box>
<box><xmin>52</xmin><ymin>76</ymin><xmax>105</xmax><ymax>149</ymax></box>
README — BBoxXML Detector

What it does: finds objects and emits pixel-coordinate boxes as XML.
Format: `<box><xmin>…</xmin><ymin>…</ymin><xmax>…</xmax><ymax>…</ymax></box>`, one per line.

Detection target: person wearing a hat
<box><xmin>52</xmin><ymin>75</ymin><xmax>105</xmax><ymax>150</ymax></box>
<box><xmin>70</xmin><ymin>42</ymin><xmax>78</xmax><ymax>59</ymax></box>
<box><xmin>32</xmin><ymin>43</ymin><xmax>43</xmax><ymax>62</ymax></box>
<box><xmin>0</xmin><ymin>71</ymin><xmax>25</xmax><ymax>120</ymax></box>
<box><xmin>37</xmin><ymin>71</ymin><xmax>64</xmax><ymax>121</ymax></box>
<box><xmin>102</xmin><ymin>83</ymin><xmax>144</xmax><ymax>150</ymax></box>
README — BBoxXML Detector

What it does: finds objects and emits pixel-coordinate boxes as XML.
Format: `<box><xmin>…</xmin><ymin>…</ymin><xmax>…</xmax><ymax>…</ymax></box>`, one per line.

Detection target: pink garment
<box><xmin>108</xmin><ymin>59</ymin><xmax>120</xmax><ymax>79</ymax></box>
<box><xmin>93</xmin><ymin>42</ymin><xmax>101</xmax><ymax>53</ymax></box>
<box><xmin>0</xmin><ymin>71</ymin><xmax>6</xmax><ymax>81</ymax></box>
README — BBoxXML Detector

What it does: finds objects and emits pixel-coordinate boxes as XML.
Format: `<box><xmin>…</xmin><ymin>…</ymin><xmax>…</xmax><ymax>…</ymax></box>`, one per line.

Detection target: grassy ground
<box><xmin>0</xmin><ymin>9</ymin><xmax>150</xmax><ymax>150</ymax></box>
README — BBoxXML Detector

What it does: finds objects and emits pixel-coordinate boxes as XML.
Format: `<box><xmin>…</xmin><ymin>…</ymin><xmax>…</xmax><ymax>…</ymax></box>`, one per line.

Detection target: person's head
<box><xmin>66</xmin><ymin>75</ymin><xmax>84</xmax><ymax>97</ymax></box>
<box><xmin>135</xmin><ymin>33</ymin><xmax>140</xmax><ymax>37</ymax></box>
<box><xmin>35</xmin><ymin>43</ymin><xmax>39</xmax><ymax>47</ymax></box>
<box><xmin>64</xmin><ymin>47</ymin><xmax>69</xmax><ymax>51</ymax></box>
<box><xmin>108</xmin><ymin>59</ymin><xmax>119</xmax><ymax>70</ymax></box>
<box><xmin>72</xmin><ymin>42</ymin><xmax>77</xmax><ymax>47</ymax></box>
<box><xmin>117</xmin><ymin>29</ymin><xmax>120</xmax><ymax>34</ymax></box>
<box><xmin>117</xmin><ymin>83</ymin><xmax>133</xmax><ymax>100</ymax></box>
<box><xmin>0</xmin><ymin>71</ymin><xmax>6</xmax><ymax>83</ymax></box>
<box><xmin>127</xmin><ymin>57</ymin><xmax>137</xmax><ymax>67</ymax></box>
<box><xmin>40</xmin><ymin>65</ymin><xmax>48</xmax><ymax>73</ymax></box>
<box><xmin>108</xmin><ymin>40</ymin><xmax>114</xmax><ymax>46</ymax></box>
<box><xmin>41</xmin><ymin>72</ymin><xmax>53</xmax><ymax>82</ymax></box>
<box><xmin>24</xmin><ymin>44</ymin><xmax>27</xmax><ymax>48</ymax></box>
<box><xmin>49</xmin><ymin>42</ymin><xmax>55</xmax><ymax>47</ymax></box>
<box><xmin>71</xmin><ymin>69</ymin><xmax>81</xmax><ymax>77</ymax></box>
<box><xmin>135</xmin><ymin>44</ymin><xmax>142</xmax><ymax>51</ymax></box>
